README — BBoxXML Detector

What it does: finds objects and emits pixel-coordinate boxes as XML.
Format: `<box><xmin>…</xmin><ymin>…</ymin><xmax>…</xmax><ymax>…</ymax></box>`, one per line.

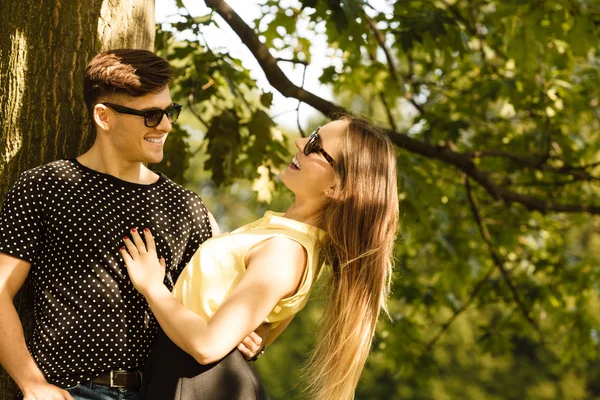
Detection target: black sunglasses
<box><xmin>304</xmin><ymin>126</ymin><xmax>335</xmax><ymax>166</ymax></box>
<box><xmin>102</xmin><ymin>103</ymin><xmax>182</xmax><ymax>127</ymax></box>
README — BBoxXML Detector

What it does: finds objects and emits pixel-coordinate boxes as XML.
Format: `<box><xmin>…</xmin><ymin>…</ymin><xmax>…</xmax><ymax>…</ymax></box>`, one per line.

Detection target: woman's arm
<box><xmin>206</xmin><ymin>210</ymin><xmax>268</xmax><ymax>360</ymax></box>
<box><xmin>121</xmin><ymin>228</ymin><xmax>306</xmax><ymax>364</ymax></box>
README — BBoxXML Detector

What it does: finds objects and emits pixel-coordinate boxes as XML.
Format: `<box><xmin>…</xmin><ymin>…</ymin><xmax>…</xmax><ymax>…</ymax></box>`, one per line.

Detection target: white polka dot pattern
<box><xmin>0</xmin><ymin>159</ymin><xmax>212</xmax><ymax>388</ymax></box>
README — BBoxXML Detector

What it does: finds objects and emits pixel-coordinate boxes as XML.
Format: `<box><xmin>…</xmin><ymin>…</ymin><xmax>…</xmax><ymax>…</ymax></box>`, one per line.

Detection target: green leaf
<box><xmin>192</xmin><ymin>14</ymin><xmax>212</xmax><ymax>25</ymax></box>
<box><xmin>246</xmin><ymin>110</ymin><xmax>275</xmax><ymax>155</ymax></box>
<box><xmin>300</xmin><ymin>0</ymin><xmax>318</xmax><ymax>9</ymax></box>
<box><xmin>204</xmin><ymin>110</ymin><xmax>241</xmax><ymax>186</ymax></box>
<box><xmin>260</xmin><ymin>92</ymin><xmax>274</xmax><ymax>108</ymax></box>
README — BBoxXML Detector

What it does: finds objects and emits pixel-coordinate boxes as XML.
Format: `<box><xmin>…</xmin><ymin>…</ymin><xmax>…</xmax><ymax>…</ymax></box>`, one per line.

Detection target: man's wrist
<box><xmin>18</xmin><ymin>374</ymin><xmax>49</xmax><ymax>395</ymax></box>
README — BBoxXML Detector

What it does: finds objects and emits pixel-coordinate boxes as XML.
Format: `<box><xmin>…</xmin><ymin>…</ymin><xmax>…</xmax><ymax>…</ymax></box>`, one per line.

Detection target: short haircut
<box><xmin>83</xmin><ymin>49</ymin><xmax>173</xmax><ymax>114</ymax></box>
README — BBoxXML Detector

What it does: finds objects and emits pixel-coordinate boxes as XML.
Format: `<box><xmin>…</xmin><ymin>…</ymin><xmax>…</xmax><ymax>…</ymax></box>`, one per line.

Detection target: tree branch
<box><xmin>445</xmin><ymin>1</ymin><xmax>507</xmax><ymax>64</ymax></box>
<box><xmin>276</xmin><ymin>57</ymin><xmax>309</xmax><ymax>66</ymax></box>
<box><xmin>297</xmin><ymin>63</ymin><xmax>307</xmax><ymax>137</ymax></box>
<box><xmin>465</xmin><ymin>176</ymin><xmax>543</xmax><ymax>340</ymax></box>
<box><xmin>186</xmin><ymin>94</ymin><xmax>209</xmax><ymax>129</ymax></box>
<box><xmin>363</xmin><ymin>9</ymin><xmax>428</xmax><ymax>125</ymax></box>
<box><xmin>425</xmin><ymin>264</ymin><xmax>496</xmax><ymax>350</ymax></box>
<box><xmin>365</xmin><ymin>46</ymin><xmax>397</xmax><ymax>129</ymax></box>
<box><xmin>389</xmin><ymin>136</ymin><xmax>600</xmax><ymax>214</ymax></box>
<box><xmin>205</xmin><ymin>0</ymin><xmax>600</xmax><ymax>216</ymax></box>
<box><xmin>426</xmin><ymin>176</ymin><xmax>546</xmax><ymax>350</ymax></box>
<box><xmin>204</xmin><ymin>0</ymin><xmax>345</xmax><ymax>118</ymax></box>
<box><xmin>362</xmin><ymin>8</ymin><xmax>426</xmax><ymax>116</ymax></box>
<box><xmin>509</xmin><ymin>179</ymin><xmax>598</xmax><ymax>188</ymax></box>
<box><xmin>363</xmin><ymin>12</ymin><xmax>399</xmax><ymax>85</ymax></box>
<box><xmin>575</xmin><ymin>160</ymin><xmax>600</xmax><ymax>170</ymax></box>
<box><xmin>471</xmin><ymin>149</ymin><xmax>600</xmax><ymax>181</ymax></box>
<box><xmin>379</xmin><ymin>93</ymin><xmax>397</xmax><ymax>131</ymax></box>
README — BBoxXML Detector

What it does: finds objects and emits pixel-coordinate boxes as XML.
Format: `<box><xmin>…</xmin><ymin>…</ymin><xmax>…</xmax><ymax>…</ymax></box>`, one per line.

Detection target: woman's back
<box><xmin>172</xmin><ymin>211</ymin><xmax>325</xmax><ymax>328</ymax></box>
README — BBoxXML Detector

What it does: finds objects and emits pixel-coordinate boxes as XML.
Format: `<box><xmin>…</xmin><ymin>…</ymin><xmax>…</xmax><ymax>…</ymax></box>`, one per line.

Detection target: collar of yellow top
<box><xmin>260</xmin><ymin>211</ymin><xmax>327</xmax><ymax>240</ymax></box>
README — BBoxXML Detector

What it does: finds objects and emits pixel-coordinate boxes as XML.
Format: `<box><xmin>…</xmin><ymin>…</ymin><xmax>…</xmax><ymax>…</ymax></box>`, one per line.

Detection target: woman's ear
<box><xmin>93</xmin><ymin>104</ymin><xmax>111</xmax><ymax>131</ymax></box>
<box><xmin>324</xmin><ymin>186</ymin><xmax>336</xmax><ymax>198</ymax></box>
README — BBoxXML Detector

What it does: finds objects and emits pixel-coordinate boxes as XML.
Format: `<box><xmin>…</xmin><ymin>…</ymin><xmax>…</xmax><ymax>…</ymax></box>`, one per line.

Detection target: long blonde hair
<box><xmin>303</xmin><ymin>116</ymin><xmax>399</xmax><ymax>399</ymax></box>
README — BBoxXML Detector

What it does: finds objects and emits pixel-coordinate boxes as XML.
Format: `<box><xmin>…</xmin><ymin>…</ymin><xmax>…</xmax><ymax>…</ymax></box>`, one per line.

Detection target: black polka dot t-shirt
<box><xmin>0</xmin><ymin>159</ymin><xmax>213</xmax><ymax>388</ymax></box>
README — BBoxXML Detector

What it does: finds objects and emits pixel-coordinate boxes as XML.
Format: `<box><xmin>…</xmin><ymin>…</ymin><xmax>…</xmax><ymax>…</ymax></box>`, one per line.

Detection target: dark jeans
<box><xmin>66</xmin><ymin>381</ymin><xmax>140</xmax><ymax>400</ymax></box>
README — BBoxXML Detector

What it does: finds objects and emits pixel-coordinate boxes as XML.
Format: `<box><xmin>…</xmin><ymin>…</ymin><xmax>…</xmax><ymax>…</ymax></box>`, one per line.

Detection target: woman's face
<box><xmin>281</xmin><ymin>119</ymin><xmax>348</xmax><ymax>199</ymax></box>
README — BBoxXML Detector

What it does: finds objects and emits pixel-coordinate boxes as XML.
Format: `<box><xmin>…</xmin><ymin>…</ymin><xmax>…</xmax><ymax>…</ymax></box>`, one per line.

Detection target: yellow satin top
<box><xmin>172</xmin><ymin>211</ymin><xmax>326</xmax><ymax>328</ymax></box>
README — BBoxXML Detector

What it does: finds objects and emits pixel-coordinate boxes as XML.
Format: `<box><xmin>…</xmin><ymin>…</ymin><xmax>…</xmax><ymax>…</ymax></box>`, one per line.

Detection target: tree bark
<box><xmin>0</xmin><ymin>0</ymin><xmax>155</xmax><ymax>396</ymax></box>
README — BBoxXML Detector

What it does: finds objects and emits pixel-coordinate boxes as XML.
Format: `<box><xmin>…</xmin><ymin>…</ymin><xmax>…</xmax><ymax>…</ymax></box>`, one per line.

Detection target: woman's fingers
<box><xmin>123</xmin><ymin>235</ymin><xmax>139</xmax><ymax>257</ymax></box>
<box><xmin>243</xmin><ymin>337</ymin><xmax>259</xmax><ymax>354</ymax></box>
<box><xmin>246</xmin><ymin>332</ymin><xmax>261</xmax><ymax>350</ymax></box>
<box><xmin>120</xmin><ymin>246</ymin><xmax>133</xmax><ymax>264</ymax></box>
<box><xmin>238</xmin><ymin>333</ymin><xmax>265</xmax><ymax>360</ymax></box>
<box><xmin>143</xmin><ymin>228</ymin><xmax>156</xmax><ymax>253</ymax></box>
<box><xmin>129</xmin><ymin>228</ymin><xmax>147</xmax><ymax>253</ymax></box>
<box><xmin>237</xmin><ymin>342</ymin><xmax>251</xmax><ymax>358</ymax></box>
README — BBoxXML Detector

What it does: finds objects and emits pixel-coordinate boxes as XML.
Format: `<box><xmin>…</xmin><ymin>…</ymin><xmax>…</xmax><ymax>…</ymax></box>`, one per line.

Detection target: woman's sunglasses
<box><xmin>102</xmin><ymin>103</ymin><xmax>182</xmax><ymax>127</ymax></box>
<box><xmin>304</xmin><ymin>127</ymin><xmax>335</xmax><ymax>166</ymax></box>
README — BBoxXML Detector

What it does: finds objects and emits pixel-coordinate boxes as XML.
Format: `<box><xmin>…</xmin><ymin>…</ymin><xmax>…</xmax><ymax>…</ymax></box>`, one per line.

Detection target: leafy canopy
<box><xmin>156</xmin><ymin>1</ymin><xmax>600</xmax><ymax>398</ymax></box>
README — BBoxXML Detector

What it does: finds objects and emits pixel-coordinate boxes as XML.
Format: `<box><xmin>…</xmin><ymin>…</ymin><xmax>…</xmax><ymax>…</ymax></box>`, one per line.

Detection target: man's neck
<box><xmin>77</xmin><ymin>145</ymin><xmax>159</xmax><ymax>185</ymax></box>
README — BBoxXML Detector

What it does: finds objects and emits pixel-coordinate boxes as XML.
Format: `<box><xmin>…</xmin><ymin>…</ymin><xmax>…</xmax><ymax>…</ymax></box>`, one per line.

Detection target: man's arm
<box><xmin>0</xmin><ymin>253</ymin><xmax>73</xmax><ymax>400</ymax></box>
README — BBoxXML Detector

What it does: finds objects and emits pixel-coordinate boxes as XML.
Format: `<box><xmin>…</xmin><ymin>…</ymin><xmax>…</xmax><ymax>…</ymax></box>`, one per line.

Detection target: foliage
<box><xmin>156</xmin><ymin>0</ymin><xmax>600</xmax><ymax>398</ymax></box>
<box><xmin>154</xmin><ymin>18</ymin><xmax>289</xmax><ymax>188</ymax></box>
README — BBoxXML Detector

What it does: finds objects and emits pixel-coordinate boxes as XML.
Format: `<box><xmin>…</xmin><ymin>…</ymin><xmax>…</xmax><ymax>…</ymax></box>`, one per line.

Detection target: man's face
<box><xmin>102</xmin><ymin>87</ymin><xmax>174</xmax><ymax>164</ymax></box>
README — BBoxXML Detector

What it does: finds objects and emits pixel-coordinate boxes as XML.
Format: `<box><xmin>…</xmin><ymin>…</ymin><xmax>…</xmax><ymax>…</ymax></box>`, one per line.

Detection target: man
<box><xmin>0</xmin><ymin>49</ymin><xmax>264</xmax><ymax>400</ymax></box>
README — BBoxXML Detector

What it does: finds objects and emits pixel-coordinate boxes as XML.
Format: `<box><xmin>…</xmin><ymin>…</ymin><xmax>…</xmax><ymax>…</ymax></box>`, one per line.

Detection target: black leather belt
<box><xmin>91</xmin><ymin>370</ymin><xmax>142</xmax><ymax>388</ymax></box>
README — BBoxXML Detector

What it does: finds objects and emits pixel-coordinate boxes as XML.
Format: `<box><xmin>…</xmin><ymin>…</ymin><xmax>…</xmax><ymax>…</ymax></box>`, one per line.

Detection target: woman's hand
<box><xmin>120</xmin><ymin>228</ymin><xmax>166</xmax><ymax>296</ymax></box>
<box><xmin>238</xmin><ymin>324</ymin><xmax>270</xmax><ymax>361</ymax></box>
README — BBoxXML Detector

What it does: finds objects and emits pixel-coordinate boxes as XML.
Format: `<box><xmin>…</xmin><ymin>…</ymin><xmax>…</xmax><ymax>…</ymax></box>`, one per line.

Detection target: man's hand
<box><xmin>0</xmin><ymin>254</ymin><xmax>72</xmax><ymax>399</ymax></box>
<box><xmin>238</xmin><ymin>323</ymin><xmax>271</xmax><ymax>361</ymax></box>
<box><xmin>23</xmin><ymin>382</ymin><xmax>75</xmax><ymax>400</ymax></box>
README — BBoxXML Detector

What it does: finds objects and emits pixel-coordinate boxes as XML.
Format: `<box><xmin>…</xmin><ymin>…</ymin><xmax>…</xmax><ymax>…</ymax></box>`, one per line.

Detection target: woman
<box><xmin>121</xmin><ymin>115</ymin><xmax>399</xmax><ymax>400</ymax></box>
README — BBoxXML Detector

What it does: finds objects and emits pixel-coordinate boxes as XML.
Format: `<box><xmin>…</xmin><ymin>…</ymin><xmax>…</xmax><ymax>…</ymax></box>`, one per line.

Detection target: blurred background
<box><xmin>149</xmin><ymin>1</ymin><xmax>600</xmax><ymax>398</ymax></box>
<box><xmin>3</xmin><ymin>0</ymin><xmax>600</xmax><ymax>398</ymax></box>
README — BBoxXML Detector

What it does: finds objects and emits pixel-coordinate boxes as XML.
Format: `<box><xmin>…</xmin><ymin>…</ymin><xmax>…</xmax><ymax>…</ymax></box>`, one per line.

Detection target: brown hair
<box><xmin>83</xmin><ymin>49</ymin><xmax>173</xmax><ymax>114</ymax></box>
<box><xmin>303</xmin><ymin>115</ymin><xmax>399</xmax><ymax>399</ymax></box>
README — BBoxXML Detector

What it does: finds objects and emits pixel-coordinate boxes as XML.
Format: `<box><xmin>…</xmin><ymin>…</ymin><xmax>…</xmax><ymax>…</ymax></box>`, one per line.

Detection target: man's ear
<box><xmin>93</xmin><ymin>104</ymin><xmax>111</xmax><ymax>131</ymax></box>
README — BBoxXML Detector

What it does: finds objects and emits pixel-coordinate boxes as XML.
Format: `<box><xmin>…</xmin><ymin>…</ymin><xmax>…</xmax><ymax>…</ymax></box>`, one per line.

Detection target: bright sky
<box><xmin>155</xmin><ymin>0</ymin><xmax>332</xmax><ymax>131</ymax></box>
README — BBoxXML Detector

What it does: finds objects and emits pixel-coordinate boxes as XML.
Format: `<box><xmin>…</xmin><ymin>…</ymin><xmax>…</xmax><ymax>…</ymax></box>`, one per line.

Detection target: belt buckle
<box><xmin>110</xmin><ymin>370</ymin><xmax>129</xmax><ymax>388</ymax></box>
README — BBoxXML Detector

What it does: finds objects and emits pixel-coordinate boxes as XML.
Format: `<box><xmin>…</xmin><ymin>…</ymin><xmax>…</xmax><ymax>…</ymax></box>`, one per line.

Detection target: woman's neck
<box><xmin>283</xmin><ymin>198</ymin><xmax>327</xmax><ymax>227</ymax></box>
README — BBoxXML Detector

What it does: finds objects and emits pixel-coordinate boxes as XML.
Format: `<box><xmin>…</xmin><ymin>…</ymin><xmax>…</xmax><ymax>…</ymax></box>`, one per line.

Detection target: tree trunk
<box><xmin>0</xmin><ymin>0</ymin><xmax>155</xmax><ymax>396</ymax></box>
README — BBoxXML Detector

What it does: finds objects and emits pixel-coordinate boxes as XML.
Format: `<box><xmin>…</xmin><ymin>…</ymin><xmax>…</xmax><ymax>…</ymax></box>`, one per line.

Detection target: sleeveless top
<box><xmin>172</xmin><ymin>211</ymin><xmax>327</xmax><ymax>328</ymax></box>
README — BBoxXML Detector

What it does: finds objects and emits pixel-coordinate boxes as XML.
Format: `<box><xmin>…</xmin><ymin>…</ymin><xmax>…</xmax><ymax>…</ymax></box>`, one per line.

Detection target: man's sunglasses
<box><xmin>304</xmin><ymin>126</ymin><xmax>335</xmax><ymax>166</ymax></box>
<box><xmin>101</xmin><ymin>103</ymin><xmax>182</xmax><ymax>127</ymax></box>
